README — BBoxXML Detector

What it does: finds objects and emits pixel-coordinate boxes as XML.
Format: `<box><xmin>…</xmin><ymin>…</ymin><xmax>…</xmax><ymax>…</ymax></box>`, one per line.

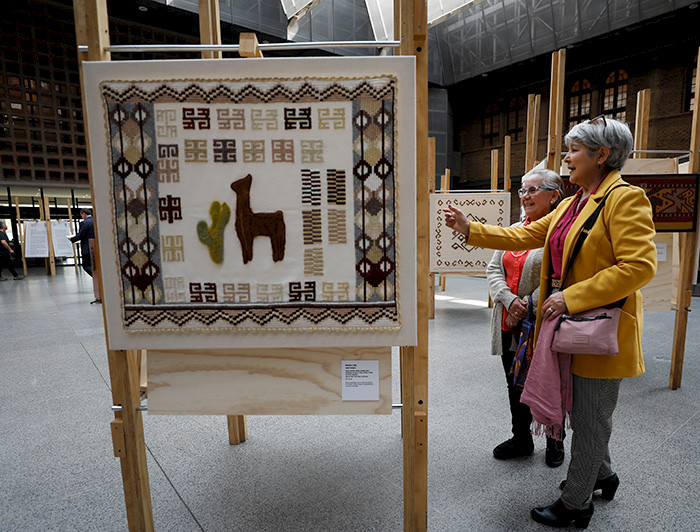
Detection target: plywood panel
<box><xmin>147</xmin><ymin>346</ymin><xmax>392</xmax><ymax>415</ymax></box>
<box><xmin>560</xmin><ymin>157</ymin><xmax>678</xmax><ymax>176</ymax></box>
<box><xmin>642</xmin><ymin>233</ymin><xmax>674</xmax><ymax>312</ymax></box>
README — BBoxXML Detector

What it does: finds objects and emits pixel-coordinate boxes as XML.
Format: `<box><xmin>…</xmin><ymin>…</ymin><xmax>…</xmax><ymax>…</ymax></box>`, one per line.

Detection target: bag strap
<box><xmin>561</xmin><ymin>184</ymin><xmax>629</xmax><ymax>287</ymax></box>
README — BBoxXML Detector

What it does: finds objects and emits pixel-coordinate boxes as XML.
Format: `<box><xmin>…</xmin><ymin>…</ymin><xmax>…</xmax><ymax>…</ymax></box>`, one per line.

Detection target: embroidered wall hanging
<box><xmin>562</xmin><ymin>174</ymin><xmax>699</xmax><ymax>232</ymax></box>
<box><xmin>83</xmin><ymin>58</ymin><xmax>416</xmax><ymax>350</ymax></box>
<box><xmin>430</xmin><ymin>192</ymin><xmax>511</xmax><ymax>273</ymax></box>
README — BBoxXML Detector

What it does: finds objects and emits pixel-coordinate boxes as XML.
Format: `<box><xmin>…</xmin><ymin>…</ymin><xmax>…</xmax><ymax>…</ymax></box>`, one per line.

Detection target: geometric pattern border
<box><xmin>562</xmin><ymin>174</ymin><xmax>699</xmax><ymax>232</ymax></box>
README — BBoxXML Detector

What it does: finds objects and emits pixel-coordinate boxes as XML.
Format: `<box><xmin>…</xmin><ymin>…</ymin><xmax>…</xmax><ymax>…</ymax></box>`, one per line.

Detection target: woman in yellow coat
<box><xmin>444</xmin><ymin>116</ymin><xmax>656</xmax><ymax>529</ymax></box>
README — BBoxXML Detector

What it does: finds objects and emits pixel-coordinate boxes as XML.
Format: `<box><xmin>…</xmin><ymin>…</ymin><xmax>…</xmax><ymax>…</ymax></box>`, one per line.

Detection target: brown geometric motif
<box><xmin>213</xmin><ymin>139</ymin><xmax>236</xmax><ymax>162</ymax></box>
<box><xmin>271</xmin><ymin>139</ymin><xmax>294</xmax><ymax>163</ymax></box>
<box><xmin>251</xmin><ymin>108</ymin><xmax>278</xmax><ymax>130</ymax></box>
<box><xmin>327</xmin><ymin>209</ymin><xmax>347</xmax><ymax>244</ymax></box>
<box><xmin>302</xmin><ymin>209</ymin><xmax>322</xmax><ymax>244</ymax></box>
<box><xmin>301</xmin><ymin>170</ymin><xmax>321</xmax><ymax>205</ymax></box>
<box><xmin>318</xmin><ymin>108</ymin><xmax>346</xmax><ymax>129</ymax></box>
<box><xmin>157</xmin><ymin>144</ymin><xmax>179</xmax><ymax>183</ymax></box>
<box><xmin>289</xmin><ymin>281</ymin><xmax>316</xmax><ymax>302</ymax></box>
<box><xmin>155</xmin><ymin>108</ymin><xmax>177</xmax><ymax>137</ymax></box>
<box><xmin>256</xmin><ymin>283</ymin><xmax>283</xmax><ymax>302</ymax></box>
<box><xmin>158</xmin><ymin>195</ymin><xmax>182</xmax><ymax>223</ymax></box>
<box><xmin>322</xmin><ymin>281</ymin><xmax>350</xmax><ymax>301</ymax></box>
<box><xmin>216</xmin><ymin>108</ymin><xmax>245</xmax><ymax>129</ymax></box>
<box><xmin>103</xmin><ymin>80</ymin><xmax>396</xmax><ymax>105</ymax></box>
<box><xmin>284</xmin><ymin>107</ymin><xmax>312</xmax><ymax>129</ymax></box>
<box><xmin>189</xmin><ymin>282</ymin><xmax>217</xmax><ymax>303</ymax></box>
<box><xmin>183</xmin><ymin>107</ymin><xmax>210</xmax><ymax>129</ymax></box>
<box><xmin>303</xmin><ymin>248</ymin><xmax>324</xmax><ymax>276</ymax></box>
<box><xmin>124</xmin><ymin>305</ymin><xmax>399</xmax><ymax>327</ymax></box>
<box><xmin>161</xmin><ymin>235</ymin><xmax>185</xmax><ymax>261</ymax></box>
<box><xmin>222</xmin><ymin>283</ymin><xmax>251</xmax><ymax>303</ymax></box>
<box><xmin>242</xmin><ymin>140</ymin><xmax>265</xmax><ymax>163</ymax></box>
<box><xmin>301</xmin><ymin>140</ymin><xmax>323</xmax><ymax>163</ymax></box>
<box><xmin>327</xmin><ymin>169</ymin><xmax>347</xmax><ymax>205</ymax></box>
<box><xmin>163</xmin><ymin>277</ymin><xmax>186</xmax><ymax>302</ymax></box>
<box><xmin>184</xmin><ymin>139</ymin><xmax>207</xmax><ymax>162</ymax></box>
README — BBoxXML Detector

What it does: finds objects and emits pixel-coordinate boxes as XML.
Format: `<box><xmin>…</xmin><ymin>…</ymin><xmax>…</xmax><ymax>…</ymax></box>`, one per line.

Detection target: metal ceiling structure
<box><xmin>151</xmin><ymin>0</ymin><xmax>698</xmax><ymax>85</ymax></box>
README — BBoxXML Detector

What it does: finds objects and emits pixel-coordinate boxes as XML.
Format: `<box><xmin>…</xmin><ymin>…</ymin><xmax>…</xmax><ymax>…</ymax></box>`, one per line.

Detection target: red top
<box><xmin>501</xmin><ymin>219</ymin><xmax>531</xmax><ymax>331</ymax></box>
<box><xmin>549</xmin><ymin>180</ymin><xmax>604</xmax><ymax>279</ymax></box>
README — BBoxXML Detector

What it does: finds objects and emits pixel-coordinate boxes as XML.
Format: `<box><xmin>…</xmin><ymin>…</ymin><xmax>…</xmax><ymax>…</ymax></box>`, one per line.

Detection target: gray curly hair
<box><xmin>564</xmin><ymin>116</ymin><xmax>634</xmax><ymax>171</ymax></box>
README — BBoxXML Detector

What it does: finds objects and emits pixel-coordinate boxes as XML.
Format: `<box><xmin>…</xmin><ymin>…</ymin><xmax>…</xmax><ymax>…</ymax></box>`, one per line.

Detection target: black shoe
<box><xmin>546</xmin><ymin>438</ymin><xmax>565</xmax><ymax>468</ymax></box>
<box><xmin>531</xmin><ymin>499</ymin><xmax>594</xmax><ymax>529</ymax></box>
<box><xmin>559</xmin><ymin>473</ymin><xmax>619</xmax><ymax>500</ymax></box>
<box><xmin>493</xmin><ymin>436</ymin><xmax>534</xmax><ymax>459</ymax></box>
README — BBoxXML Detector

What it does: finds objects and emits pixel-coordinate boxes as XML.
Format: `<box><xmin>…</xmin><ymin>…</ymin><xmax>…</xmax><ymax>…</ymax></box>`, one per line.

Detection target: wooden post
<box><xmin>634</xmin><ymin>89</ymin><xmax>651</xmax><ymax>159</ymax></box>
<box><xmin>670</xmin><ymin>51</ymin><xmax>700</xmax><ymax>389</ymax></box>
<box><xmin>198</xmin><ymin>0</ymin><xmax>222</xmax><ymax>59</ymax></box>
<box><xmin>66</xmin><ymin>199</ymin><xmax>79</xmax><ymax>273</ymax></box>
<box><xmin>74</xmin><ymin>1</ymin><xmax>154</xmax><ymax>530</ymax></box>
<box><xmin>239</xmin><ymin>32</ymin><xmax>264</xmax><ymax>58</ymax></box>
<box><xmin>428</xmin><ymin>137</ymin><xmax>436</xmax><ymax>319</ymax></box>
<box><xmin>491</xmin><ymin>149</ymin><xmax>499</xmax><ymax>190</ymax></box>
<box><xmin>398</xmin><ymin>0</ymin><xmax>429</xmax><ymax>529</ymax></box>
<box><xmin>525</xmin><ymin>94</ymin><xmax>541</xmax><ymax>172</ymax></box>
<box><xmin>504</xmin><ymin>135</ymin><xmax>511</xmax><ymax>192</ymax></box>
<box><xmin>14</xmin><ymin>197</ymin><xmax>28</xmax><ymax>276</ymax></box>
<box><xmin>42</xmin><ymin>196</ymin><xmax>56</xmax><ymax>276</ymax></box>
<box><xmin>546</xmin><ymin>50</ymin><xmax>566</xmax><ymax>171</ymax></box>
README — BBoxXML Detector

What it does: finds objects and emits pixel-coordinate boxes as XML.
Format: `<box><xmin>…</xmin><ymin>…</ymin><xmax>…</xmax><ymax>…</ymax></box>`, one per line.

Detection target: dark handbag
<box><xmin>510</xmin><ymin>295</ymin><xmax>535</xmax><ymax>390</ymax></box>
<box><xmin>550</xmin><ymin>185</ymin><xmax>628</xmax><ymax>355</ymax></box>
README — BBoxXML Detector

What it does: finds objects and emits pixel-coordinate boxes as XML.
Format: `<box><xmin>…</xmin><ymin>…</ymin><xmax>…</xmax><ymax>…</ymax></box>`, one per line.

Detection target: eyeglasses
<box><xmin>518</xmin><ymin>186</ymin><xmax>554</xmax><ymax>198</ymax></box>
<box><xmin>587</xmin><ymin>114</ymin><xmax>607</xmax><ymax>127</ymax></box>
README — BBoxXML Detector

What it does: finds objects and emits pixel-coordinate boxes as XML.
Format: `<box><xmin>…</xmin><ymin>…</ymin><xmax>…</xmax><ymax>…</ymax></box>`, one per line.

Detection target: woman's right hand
<box><xmin>508</xmin><ymin>297</ymin><xmax>528</xmax><ymax>321</ymax></box>
<box><xmin>443</xmin><ymin>205</ymin><xmax>470</xmax><ymax>236</ymax></box>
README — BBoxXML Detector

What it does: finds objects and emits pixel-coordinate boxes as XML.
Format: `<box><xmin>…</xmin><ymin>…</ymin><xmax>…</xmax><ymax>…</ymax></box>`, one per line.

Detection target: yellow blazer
<box><xmin>468</xmin><ymin>170</ymin><xmax>657</xmax><ymax>379</ymax></box>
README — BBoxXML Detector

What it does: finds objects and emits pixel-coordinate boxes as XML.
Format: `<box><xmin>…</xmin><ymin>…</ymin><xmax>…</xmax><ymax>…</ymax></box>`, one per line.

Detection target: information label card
<box><xmin>341</xmin><ymin>360</ymin><xmax>380</xmax><ymax>401</ymax></box>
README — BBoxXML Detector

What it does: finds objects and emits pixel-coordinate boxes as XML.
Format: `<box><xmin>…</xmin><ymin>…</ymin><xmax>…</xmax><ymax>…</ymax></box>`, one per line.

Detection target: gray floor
<box><xmin>1</xmin><ymin>267</ymin><xmax>698</xmax><ymax>532</ymax></box>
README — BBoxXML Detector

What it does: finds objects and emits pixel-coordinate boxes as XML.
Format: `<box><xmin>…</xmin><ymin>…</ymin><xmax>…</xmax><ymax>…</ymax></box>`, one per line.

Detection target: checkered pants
<box><xmin>561</xmin><ymin>374</ymin><xmax>621</xmax><ymax>509</ymax></box>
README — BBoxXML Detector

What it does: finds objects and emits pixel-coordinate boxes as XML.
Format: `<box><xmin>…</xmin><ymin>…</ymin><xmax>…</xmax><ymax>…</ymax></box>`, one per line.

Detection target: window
<box><xmin>506</xmin><ymin>96</ymin><xmax>526</xmax><ymax>142</ymax></box>
<box><xmin>603</xmin><ymin>70</ymin><xmax>628</xmax><ymax>121</ymax></box>
<box><xmin>482</xmin><ymin>103</ymin><xmax>500</xmax><ymax>147</ymax></box>
<box><xmin>567</xmin><ymin>79</ymin><xmax>592</xmax><ymax>127</ymax></box>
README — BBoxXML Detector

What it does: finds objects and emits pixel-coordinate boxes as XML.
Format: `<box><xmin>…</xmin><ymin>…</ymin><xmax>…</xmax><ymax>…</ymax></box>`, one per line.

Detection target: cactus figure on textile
<box><xmin>197</xmin><ymin>201</ymin><xmax>231</xmax><ymax>264</ymax></box>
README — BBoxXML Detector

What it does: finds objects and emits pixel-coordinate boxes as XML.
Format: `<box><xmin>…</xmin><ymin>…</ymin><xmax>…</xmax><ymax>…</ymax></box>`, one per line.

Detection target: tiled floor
<box><xmin>1</xmin><ymin>268</ymin><xmax>698</xmax><ymax>531</ymax></box>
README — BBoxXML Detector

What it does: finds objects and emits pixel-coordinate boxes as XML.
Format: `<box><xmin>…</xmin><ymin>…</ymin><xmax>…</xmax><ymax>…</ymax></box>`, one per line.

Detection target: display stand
<box><xmin>428</xmin><ymin>137</ymin><xmax>436</xmax><ymax>319</ymax></box>
<box><xmin>546</xmin><ymin>49</ymin><xmax>566</xmax><ymax>172</ymax></box>
<box><xmin>14</xmin><ymin>197</ymin><xmax>28</xmax><ymax>277</ymax></box>
<box><xmin>66</xmin><ymin>199</ymin><xmax>80</xmax><ymax>274</ymax></box>
<box><xmin>525</xmin><ymin>94</ymin><xmax>541</xmax><ymax>173</ymax></box>
<box><xmin>37</xmin><ymin>196</ymin><xmax>57</xmax><ymax>276</ymax></box>
<box><xmin>76</xmin><ymin>0</ymin><xmax>429</xmax><ymax>531</ymax></box>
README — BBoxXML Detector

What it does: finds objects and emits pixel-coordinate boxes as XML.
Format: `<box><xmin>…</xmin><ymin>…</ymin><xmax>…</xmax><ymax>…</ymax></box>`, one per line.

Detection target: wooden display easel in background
<box><xmin>14</xmin><ymin>197</ymin><xmax>28</xmax><ymax>277</ymax></box>
<box><xmin>75</xmin><ymin>0</ymin><xmax>430</xmax><ymax>530</ymax></box>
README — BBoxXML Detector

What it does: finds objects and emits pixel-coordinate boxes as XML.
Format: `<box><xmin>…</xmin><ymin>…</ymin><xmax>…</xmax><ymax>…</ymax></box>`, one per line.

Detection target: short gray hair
<box><xmin>0</xmin><ymin>221</ymin><xmax>7</xmax><ymax>230</ymax></box>
<box><xmin>564</xmin><ymin>116</ymin><xmax>634</xmax><ymax>171</ymax></box>
<box><xmin>522</xmin><ymin>168</ymin><xmax>564</xmax><ymax>208</ymax></box>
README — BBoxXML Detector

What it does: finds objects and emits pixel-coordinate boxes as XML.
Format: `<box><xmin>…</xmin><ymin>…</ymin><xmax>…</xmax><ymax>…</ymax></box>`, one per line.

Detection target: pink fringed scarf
<box><xmin>520</xmin><ymin>316</ymin><xmax>573</xmax><ymax>440</ymax></box>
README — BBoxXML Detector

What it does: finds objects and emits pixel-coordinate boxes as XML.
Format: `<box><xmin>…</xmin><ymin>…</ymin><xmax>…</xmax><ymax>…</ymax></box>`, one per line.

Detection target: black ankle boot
<box><xmin>493</xmin><ymin>436</ymin><xmax>534</xmax><ymax>459</ymax></box>
<box><xmin>545</xmin><ymin>437</ymin><xmax>565</xmax><ymax>468</ymax></box>
<box><xmin>559</xmin><ymin>473</ymin><xmax>619</xmax><ymax>500</ymax></box>
<box><xmin>531</xmin><ymin>499</ymin><xmax>594</xmax><ymax>529</ymax></box>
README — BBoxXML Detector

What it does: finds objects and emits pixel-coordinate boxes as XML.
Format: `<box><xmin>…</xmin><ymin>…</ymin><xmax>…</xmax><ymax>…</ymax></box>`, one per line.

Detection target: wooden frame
<box><xmin>76</xmin><ymin>0</ymin><xmax>429</xmax><ymax>530</ymax></box>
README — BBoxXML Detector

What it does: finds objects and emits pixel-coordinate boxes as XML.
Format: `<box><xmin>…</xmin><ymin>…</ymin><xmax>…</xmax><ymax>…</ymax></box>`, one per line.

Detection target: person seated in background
<box><xmin>486</xmin><ymin>169</ymin><xmax>564</xmax><ymax>467</ymax></box>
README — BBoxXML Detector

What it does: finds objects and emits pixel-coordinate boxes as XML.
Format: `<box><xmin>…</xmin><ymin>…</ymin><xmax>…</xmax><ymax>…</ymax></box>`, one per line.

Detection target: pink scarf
<box><xmin>520</xmin><ymin>317</ymin><xmax>573</xmax><ymax>440</ymax></box>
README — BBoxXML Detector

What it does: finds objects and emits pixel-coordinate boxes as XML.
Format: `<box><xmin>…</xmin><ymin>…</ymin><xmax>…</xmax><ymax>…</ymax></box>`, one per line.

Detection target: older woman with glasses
<box><xmin>486</xmin><ymin>169</ymin><xmax>565</xmax><ymax>467</ymax></box>
<box><xmin>444</xmin><ymin>116</ymin><xmax>656</xmax><ymax>529</ymax></box>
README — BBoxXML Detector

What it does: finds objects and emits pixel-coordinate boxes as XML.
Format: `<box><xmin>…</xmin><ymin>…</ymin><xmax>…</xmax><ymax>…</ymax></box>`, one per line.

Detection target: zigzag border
<box><xmin>102</xmin><ymin>79</ymin><xmax>396</xmax><ymax>104</ymax></box>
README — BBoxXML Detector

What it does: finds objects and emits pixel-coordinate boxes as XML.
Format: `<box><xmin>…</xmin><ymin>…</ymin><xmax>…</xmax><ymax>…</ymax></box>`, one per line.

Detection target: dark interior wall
<box><xmin>449</xmin><ymin>7</ymin><xmax>700</xmax><ymax>187</ymax></box>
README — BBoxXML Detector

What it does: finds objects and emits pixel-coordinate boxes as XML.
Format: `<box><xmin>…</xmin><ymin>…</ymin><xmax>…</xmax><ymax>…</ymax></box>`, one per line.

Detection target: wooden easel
<box><xmin>38</xmin><ymin>196</ymin><xmax>57</xmax><ymax>276</ymax></box>
<box><xmin>76</xmin><ymin>1</ymin><xmax>430</xmax><ymax>531</ymax></box>
<box><xmin>525</xmin><ymin>94</ymin><xmax>541</xmax><ymax>173</ymax></box>
<box><xmin>546</xmin><ymin>49</ymin><xmax>566</xmax><ymax>172</ymax></box>
<box><xmin>14</xmin><ymin>197</ymin><xmax>28</xmax><ymax>277</ymax></box>
<box><xmin>66</xmin><ymin>199</ymin><xmax>79</xmax><ymax>274</ymax></box>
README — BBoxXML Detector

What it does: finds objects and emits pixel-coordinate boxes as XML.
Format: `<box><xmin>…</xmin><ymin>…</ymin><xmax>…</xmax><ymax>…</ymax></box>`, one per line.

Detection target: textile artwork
<box><xmin>430</xmin><ymin>192</ymin><xmax>511</xmax><ymax>273</ymax></box>
<box><xmin>84</xmin><ymin>58</ymin><xmax>416</xmax><ymax>349</ymax></box>
<box><xmin>562</xmin><ymin>174</ymin><xmax>699</xmax><ymax>232</ymax></box>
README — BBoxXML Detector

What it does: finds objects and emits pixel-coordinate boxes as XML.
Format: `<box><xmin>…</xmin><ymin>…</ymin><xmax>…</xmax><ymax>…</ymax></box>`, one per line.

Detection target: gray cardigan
<box><xmin>486</xmin><ymin>222</ymin><xmax>543</xmax><ymax>357</ymax></box>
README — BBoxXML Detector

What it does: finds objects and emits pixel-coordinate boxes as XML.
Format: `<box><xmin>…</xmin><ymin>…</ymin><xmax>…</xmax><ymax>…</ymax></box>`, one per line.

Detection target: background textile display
<box><xmin>83</xmin><ymin>57</ymin><xmax>417</xmax><ymax>350</ymax></box>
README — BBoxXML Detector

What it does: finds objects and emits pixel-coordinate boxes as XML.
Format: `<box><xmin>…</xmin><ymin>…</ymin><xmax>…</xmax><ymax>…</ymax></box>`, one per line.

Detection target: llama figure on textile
<box><xmin>230</xmin><ymin>174</ymin><xmax>286</xmax><ymax>264</ymax></box>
